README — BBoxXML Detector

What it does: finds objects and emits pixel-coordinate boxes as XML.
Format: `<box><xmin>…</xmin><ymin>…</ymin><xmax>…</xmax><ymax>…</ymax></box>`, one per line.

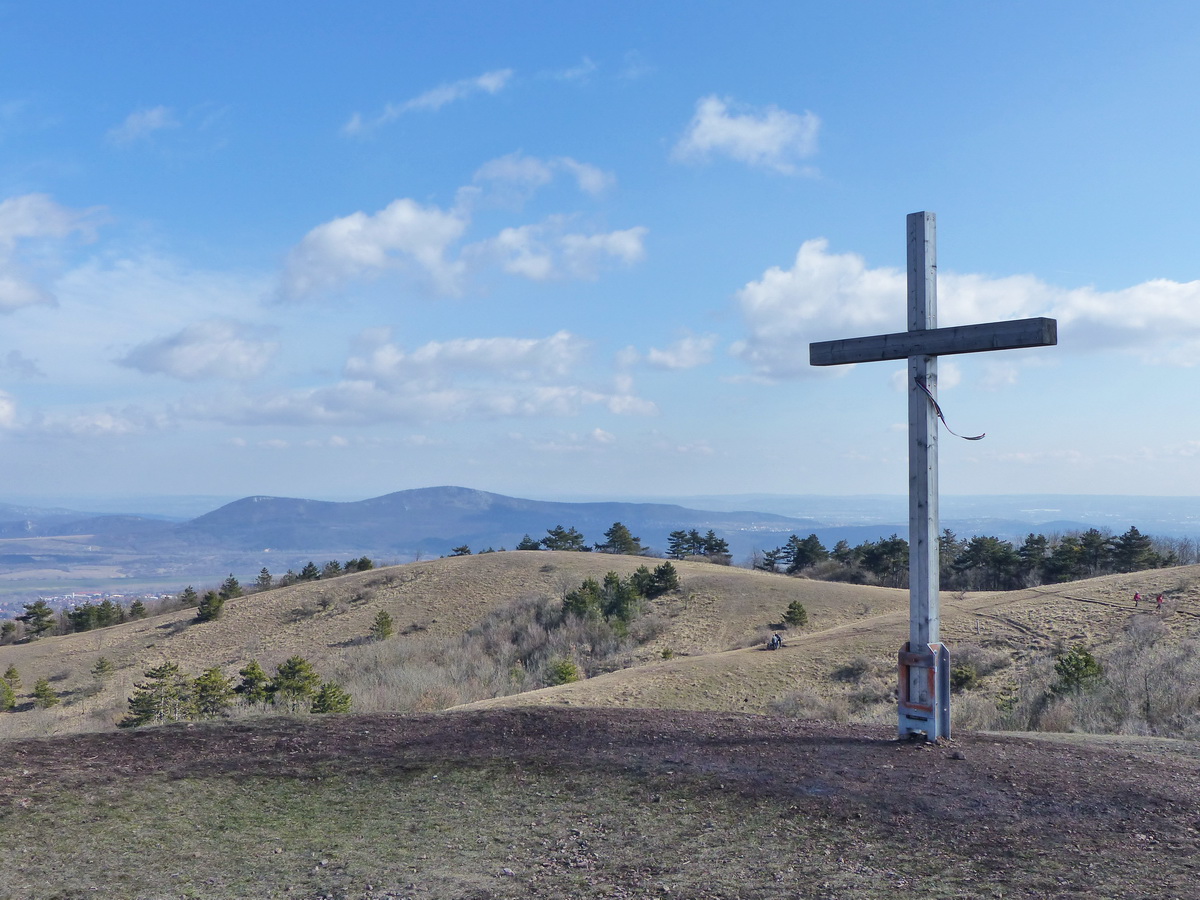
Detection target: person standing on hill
<box><xmin>1133</xmin><ymin>592</ymin><xmax>1141</xmax><ymax>607</ymax></box>
<box><xmin>1156</xmin><ymin>593</ymin><xmax>1165</xmax><ymax>611</ymax></box>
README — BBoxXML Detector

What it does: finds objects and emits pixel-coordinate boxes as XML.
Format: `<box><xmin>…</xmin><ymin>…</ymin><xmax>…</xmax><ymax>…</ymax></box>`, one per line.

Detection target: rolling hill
<box><xmin>4</xmin><ymin>547</ymin><xmax>1198</xmax><ymax>742</ymax></box>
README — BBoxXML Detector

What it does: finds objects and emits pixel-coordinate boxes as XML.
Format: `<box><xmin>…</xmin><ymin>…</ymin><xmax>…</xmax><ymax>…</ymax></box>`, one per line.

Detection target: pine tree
<box><xmin>595</xmin><ymin>522</ymin><xmax>643</xmax><ymax>555</ymax></box>
<box><xmin>178</xmin><ymin>586</ymin><xmax>199</xmax><ymax>607</ymax></box>
<box><xmin>562</xmin><ymin>577</ymin><xmax>604</xmax><ymax>618</ymax></box>
<box><xmin>91</xmin><ymin>656</ymin><xmax>115</xmax><ymax>681</ymax></box>
<box><xmin>195</xmin><ymin>591</ymin><xmax>225</xmax><ymax>622</ymax></box>
<box><xmin>193</xmin><ymin>668</ymin><xmax>236</xmax><ymax>719</ymax></box>
<box><xmin>0</xmin><ymin>678</ymin><xmax>14</xmax><ymax>711</ymax></box>
<box><xmin>666</xmin><ymin>530</ymin><xmax>690</xmax><ymax>559</ymax></box>
<box><xmin>255</xmin><ymin>568</ymin><xmax>274</xmax><ymax>591</ymax></box>
<box><xmin>128</xmin><ymin>599</ymin><xmax>148</xmax><ymax>619</ymax></box>
<box><xmin>541</xmin><ymin>525</ymin><xmax>590</xmax><ymax>551</ymax></box>
<box><xmin>96</xmin><ymin>598</ymin><xmax>124</xmax><ymax>627</ymax></box>
<box><xmin>651</xmin><ymin>562</ymin><xmax>680</xmax><ymax>595</ymax></box>
<box><xmin>270</xmin><ymin>656</ymin><xmax>321</xmax><ymax>712</ymax></box>
<box><xmin>516</xmin><ymin>534</ymin><xmax>542</xmax><ymax>550</ymax></box>
<box><xmin>782</xmin><ymin>600</ymin><xmax>808</xmax><ymax>628</ymax></box>
<box><xmin>235</xmin><ymin>660</ymin><xmax>271</xmax><ymax>706</ymax></box>
<box><xmin>3</xmin><ymin>664</ymin><xmax>20</xmax><ymax>692</ymax></box>
<box><xmin>119</xmin><ymin>662</ymin><xmax>193</xmax><ymax>727</ymax></box>
<box><xmin>370</xmin><ymin>610</ymin><xmax>394</xmax><ymax>641</ymax></box>
<box><xmin>321</xmin><ymin>560</ymin><xmax>343</xmax><ymax>578</ymax></box>
<box><xmin>449</xmin><ymin>545</ymin><xmax>472</xmax><ymax>557</ymax></box>
<box><xmin>299</xmin><ymin>561</ymin><xmax>321</xmax><ymax>581</ymax></box>
<box><xmin>18</xmin><ymin>600</ymin><xmax>56</xmax><ymax>639</ymax></box>
<box><xmin>702</xmin><ymin>530</ymin><xmax>730</xmax><ymax>561</ymax></box>
<box><xmin>219</xmin><ymin>574</ymin><xmax>243</xmax><ymax>599</ymax></box>
<box><xmin>32</xmin><ymin>677</ymin><xmax>60</xmax><ymax>709</ymax></box>
<box><xmin>310</xmin><ymin>682</ymin><xmax>352</xmax><ymax>713</ymax></box>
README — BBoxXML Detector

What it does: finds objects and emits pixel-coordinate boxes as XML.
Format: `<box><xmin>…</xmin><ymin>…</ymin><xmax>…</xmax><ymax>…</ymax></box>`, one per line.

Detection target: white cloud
<box><xmin>119</xmin><ymin>319</ymin><xmax>278</xmax><ymax>381</ymax></box>
<box><xmin>277</xmin><ymin>174</ymin><xmax>643</xmax><ymax>298</ymax></box>
<box><xmin>732</xmin><ymin>237</ymin><xmax>1200</xmax><ymax>378</ymax></box>
<box><xmin>28</xmin><ymin>409</ymin><xmax>156</xmax><ymax>436</ymax></box>
<box><xmin>0</xmin><ymin>193</ymin><xmax>104</xmax><ymax>312</ymax></box>
<box><xmin>644</xmin><ymin>333</ymin><xmax>719</xmax><ymax>370</ymax></box>
<box><xmin>554</xmin><ymin>57</ymin><xmax>597</xmax><ymax>82</ymax></box>
<box><xmin>472</xmin><ymin>152</ymin><xmax>615</xmax><ymax>203</ymax></box>
<box><xmin>0</xmin><ymin>390</ymin><xmax>16</xmax><ymax>428</ymax></box>
<box><xmin>556</xmin><ymin>158</ymin><xmax>615</xmax><ymax>197</ymax></box>
<box><xmin>561</xmin><ymin>227</ymin><xmax>646</xmax><ymax>277</ymax></box>
<box><xmin>343</xmin><ymin>69</ymin><xmax>514</xmax><ymax>135</ymax></box>
<box><xmin>187</xmin><ymin>329</ymin><xmax>656</xmax><ymax>427</ymax></box>
<box><xmin>106</xmin><ymin>106</ymin><xmax>180</xmax><ymax>146</ymax></box>
<box><xmin>344</xmin><ymin>329</ymin><xmax>586</xmax><ymax>384</ymax></box>
<box><xmin>278</xmin><ymin>198</ymin><xmax>468</xmax><ymax>299</ymax></box>
<box><xmin>673</xmin><ymin>95</ymin><xmax>820</xmax><ymax>174</ymax></box>
<box><xmin>477</xmin><ymin>220</ymin><xmax>647</xmax><ymax>282</ymax></box>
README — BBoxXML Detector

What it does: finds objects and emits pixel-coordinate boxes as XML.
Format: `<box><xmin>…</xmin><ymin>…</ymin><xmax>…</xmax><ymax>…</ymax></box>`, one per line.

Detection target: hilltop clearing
<box><xmin>2</xmin><ymin>707</ymin><xmax>1198</xmax><ymax>899</ymax></box>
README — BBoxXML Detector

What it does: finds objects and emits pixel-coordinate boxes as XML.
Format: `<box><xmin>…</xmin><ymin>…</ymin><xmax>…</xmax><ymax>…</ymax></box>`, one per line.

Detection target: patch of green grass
<box><xmin>0</xmin><ymin>758</ymin><xmax>1121</xmax><ymax>900</ymax></box>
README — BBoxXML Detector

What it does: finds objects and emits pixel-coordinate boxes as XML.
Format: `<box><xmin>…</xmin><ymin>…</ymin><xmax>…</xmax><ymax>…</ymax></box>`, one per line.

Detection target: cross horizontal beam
<box><xmin>809</xmin><ymin>316</ymin><xmax>1057</xmax><ymax>367</ymax></box>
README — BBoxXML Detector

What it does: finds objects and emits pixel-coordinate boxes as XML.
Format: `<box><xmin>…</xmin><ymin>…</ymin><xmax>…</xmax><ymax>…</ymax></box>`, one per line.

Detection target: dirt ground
<box><xmin>3</xmin><ymin>707</ymin><xmax>1199</xmax><ymax>899</ymax></box>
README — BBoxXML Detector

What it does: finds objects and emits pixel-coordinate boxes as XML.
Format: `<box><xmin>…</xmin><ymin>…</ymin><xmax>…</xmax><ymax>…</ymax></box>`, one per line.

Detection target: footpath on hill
<box><xmin>2</xmin><ymin>707</ymin><xmax>1199</xmax><ymax>899</ymax></box>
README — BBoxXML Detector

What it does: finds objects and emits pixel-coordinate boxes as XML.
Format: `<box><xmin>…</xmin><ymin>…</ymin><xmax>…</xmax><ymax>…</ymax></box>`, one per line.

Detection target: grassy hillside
<box><xmin>4</xmin><ymin>549</ymin><xmax>1198</xmax><ymax>741</ymax></box>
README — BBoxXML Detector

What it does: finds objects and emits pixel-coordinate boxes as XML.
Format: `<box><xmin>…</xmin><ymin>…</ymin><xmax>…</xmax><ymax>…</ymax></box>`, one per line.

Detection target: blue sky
<box><xmin>2</xmin><ymin>1</ymin><xmax>1199</xmax><ymax>507</ymax></box>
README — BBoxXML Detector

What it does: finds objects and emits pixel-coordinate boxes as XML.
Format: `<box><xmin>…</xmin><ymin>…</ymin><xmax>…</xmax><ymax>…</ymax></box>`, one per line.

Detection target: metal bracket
<box><xmin>897</xmin><ymin>642</ymin><xmax>951</xmax><ymax>740</ymax></box>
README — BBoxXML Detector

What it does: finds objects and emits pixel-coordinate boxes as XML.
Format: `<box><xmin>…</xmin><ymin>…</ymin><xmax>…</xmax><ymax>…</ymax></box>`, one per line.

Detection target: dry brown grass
<box><xmin>3</xmin><ymin>550</ymin><xmax>1199</xmax><ymax>741</ymax></box>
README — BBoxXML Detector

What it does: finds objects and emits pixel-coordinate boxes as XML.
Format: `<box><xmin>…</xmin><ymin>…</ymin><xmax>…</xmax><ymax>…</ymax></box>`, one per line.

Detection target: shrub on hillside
<box><xmin>311</xmin><ymin>681</ymin><xmax>353</xmax><ymax>713</ymax></box>
<box><xmin>782</xmin><ymin>601</ymin><xmax>808</xmax><ymax>628</ymax></box>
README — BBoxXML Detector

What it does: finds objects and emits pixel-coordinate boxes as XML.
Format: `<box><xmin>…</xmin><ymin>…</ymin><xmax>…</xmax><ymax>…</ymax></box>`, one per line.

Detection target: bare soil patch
<box><xmin>2</xmin><ymin>707</ymin><xmax>1198</xmax><ymax>899</ymax></box>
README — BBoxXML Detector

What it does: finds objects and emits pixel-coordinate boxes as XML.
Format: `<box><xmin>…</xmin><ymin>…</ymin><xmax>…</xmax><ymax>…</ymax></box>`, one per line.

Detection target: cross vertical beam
<box><xmin>902</xmin><ymin>211</ymin><xmax>947</xmax><ymax>740</ymax></box>
<box><xmin>907</xmin><ymin>211</ymin><xmax>939</xmax><ymax>653</ymax></box>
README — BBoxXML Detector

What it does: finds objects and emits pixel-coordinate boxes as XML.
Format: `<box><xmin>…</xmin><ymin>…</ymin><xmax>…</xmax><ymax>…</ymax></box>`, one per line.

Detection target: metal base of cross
<box><xmin>897</xmin><ymin>642</ymin><xmax>951</xmax><ymax>741</ymax></box>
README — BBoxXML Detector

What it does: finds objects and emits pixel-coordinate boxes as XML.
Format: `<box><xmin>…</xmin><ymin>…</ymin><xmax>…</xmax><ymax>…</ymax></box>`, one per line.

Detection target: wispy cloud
<box><xmin>343</xmin><ymin>69</ymin><xmax>514</xmax><ymax>136</ymax></box>
<box><xmin>344</xmin><ymin>329</ymin><xmax>586</xmax><ymax>384</ymax></box>
<box><xmin>0</xmin><ymin>193</ymin><xmax>104</xmax><ymax>312</ymax></box>
<box><xmin>732</xmin><ymin>238</ymin><xmax>1200</xmax><ymax>378</ymax></box>
<box><xmin>673</xmin><ymin>95</ymin><xmax>820</xmax><ymax>175</ymax></box>
<box><xmin>119</xmin><ymin>319</ymin><xmax>278</xmax><ymax>381</ymax></box>
<box><xmin>106</xmin><ymin>105</ymin><xmax>180</xmax><ymax>146</ymax></box>
<box><xmin>184</xmin><ymin>328</ymin><xmax>656</xmax><ymax>427</ymax></box>
<box><xmin>473</xmin><ymin>151</ymin><xmax>615</xmax><ymax>202</ymax></box>
<box><xmin>624</xmin><ymin>333</ymin><xmax>715</xmax><ymax>372</ymax></box>
<box><xmin>477</xmin><ymin>221</ymin><xmax>647</xmax><ymax>282</ymax></box>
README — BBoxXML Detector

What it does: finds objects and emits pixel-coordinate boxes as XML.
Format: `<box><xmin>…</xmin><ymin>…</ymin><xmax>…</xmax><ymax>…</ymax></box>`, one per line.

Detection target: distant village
<box><xmin>0</xmin><ymin>590</ymin><xmax>177</xmax><ymax>620</ymax></box>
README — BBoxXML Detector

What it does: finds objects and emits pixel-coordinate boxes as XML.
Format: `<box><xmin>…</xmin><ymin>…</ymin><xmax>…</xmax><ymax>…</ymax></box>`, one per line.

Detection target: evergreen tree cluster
<box><xmin>561</xmin><ymin>562</ymin><xmax>680</xmax><ymax>624</ymax></box>
<box><xmin>755</xmin><ymin>524</ymin><xmax>1175</xmax><ymax>590</ymax></box>
<box><xmin>119</xmin><ymin>655</ymin><xmax>350</xmax><ymax>728</ymax></box>
<box><xmin>280</xmin><ymin>557</ymin><xmax>375</xmax><ymax>586</ymax></box>
<box><xmin>665</xmin><ymin>529</ymin><xmax>731</xmax><ymax>563</ymax></box>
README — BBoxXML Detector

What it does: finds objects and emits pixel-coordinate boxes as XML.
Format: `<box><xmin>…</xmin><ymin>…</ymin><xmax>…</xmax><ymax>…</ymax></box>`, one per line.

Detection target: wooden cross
<box><xmin>809</xmin><ymin>212</ymin><xmax>1057</xmax><ymax>740</ymax></box>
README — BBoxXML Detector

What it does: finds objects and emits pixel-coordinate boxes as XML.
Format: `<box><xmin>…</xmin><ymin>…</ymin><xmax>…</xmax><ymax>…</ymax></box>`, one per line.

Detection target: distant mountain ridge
<box><xmin>2</xmin><ymin>486</ymin><xmax>1196</xmax><ymax>604</ymax></box>
<box><xmin>0</xmin><ymin>487</ymin><xmax>824</xmax><ymax>599</ymax></box>
<box><xmin>176</xmin><ymin>486</ymin><xmax>817</xmax><ymax>555</ymax></box>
